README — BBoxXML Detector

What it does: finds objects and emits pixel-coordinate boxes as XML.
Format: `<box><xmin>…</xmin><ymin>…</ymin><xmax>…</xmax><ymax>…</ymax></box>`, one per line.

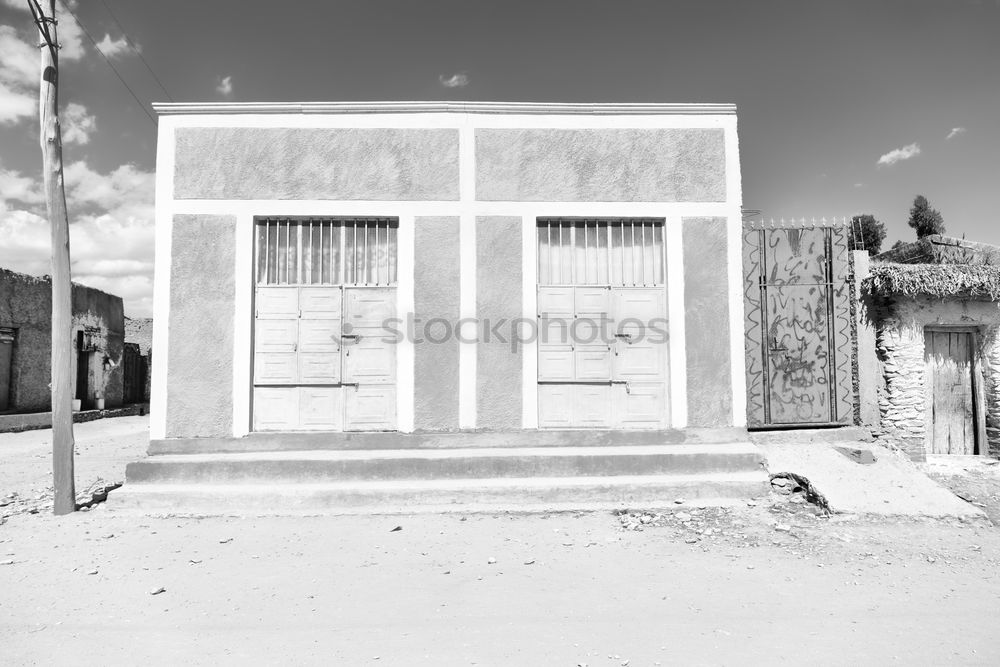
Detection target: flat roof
<box><xmin>151</xmin><ymin>101</ymin><xmax>737</xmax><ymax>116</ymax></box>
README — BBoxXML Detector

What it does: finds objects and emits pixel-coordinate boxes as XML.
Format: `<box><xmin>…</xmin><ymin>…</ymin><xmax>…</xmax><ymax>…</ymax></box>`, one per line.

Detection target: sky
<box><xmin>0</xmin><ymin>0</ymin><xmax>998</xmax><ymax>316</ymax></box>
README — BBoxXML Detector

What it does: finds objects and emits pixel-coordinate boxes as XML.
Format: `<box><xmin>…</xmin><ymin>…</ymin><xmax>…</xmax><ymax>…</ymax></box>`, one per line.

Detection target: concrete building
<box><xmin>113</xmin><ymin>101</ymin><xmax>768</xmax><ymax>512</ymax></box>
<box><xmin>0</xmin><ymin>267</ymin><xmax>125</xmax><ymax>415</ymax></box>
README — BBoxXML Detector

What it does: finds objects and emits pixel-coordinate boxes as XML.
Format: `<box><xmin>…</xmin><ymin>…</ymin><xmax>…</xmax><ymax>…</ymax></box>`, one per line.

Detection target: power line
<box><xmin>97</xmin><ymin>0</ymin><xmax>174</xmax><ymax>102</ymax></box>
<box><xmin>55</xmin><ymin>0</ymin><xmax>157</xmax><ymax>126</ymax></box>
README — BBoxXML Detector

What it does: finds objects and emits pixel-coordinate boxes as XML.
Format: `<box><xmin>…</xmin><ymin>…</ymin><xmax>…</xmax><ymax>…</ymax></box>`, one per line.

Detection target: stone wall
<box><xmin>0</xmin><ymin>267</ymin><xmax>125</xmax><ymax>413</ymax></box>
<box><xmin>872</xmin><ymin>294</ymin><xmax>1000</xmax><ymax>460</ymax></box>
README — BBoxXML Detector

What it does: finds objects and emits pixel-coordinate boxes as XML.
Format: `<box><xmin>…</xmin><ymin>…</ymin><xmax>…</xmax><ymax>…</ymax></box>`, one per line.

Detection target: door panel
<box><xmin>254</xmin><ymin>353</ymin><xmax>298</xmax><ymax>384</ymax></box>
<box><xmin>765</xmin><ymin>285</ymin><xmax>831</xmax><ymax>424</ymax></box>
<box><xmin>618</xmin><ymin>382</ymin><xmax>666</xmax><ymax>428</ymax></box>
<box><xmin>538</xmin><ymin>287</ymin><xmax>574</xmax><ymax>317</ymax></box>
<box><xmin>538</xmin><ymin>345</ymin><xmax>575</xmax><ymax>381</ymax></box>
<box><xmin>256</xmin><ymin>288</ymin><xmax>298</xmax><ymax>318</ymax></box>
<box><xmin>298</xmin><ymin>353</ymin><xmax>341</xmax><ymax>384</ymax></box>
<box><xmin>575</xmin><ymin>287</ymin><xmax>611</xmax><ymax>316</ymax></box>
<box><xmin>298</xmin><ymin>319</ymin><xmax>341</xmax><ymax>352</ymax></box>
<box><xmin>299</xmin><ymin>287</ymin><xmax>341</xmax><ymax>319</ymax></box>
<box><xmin>343</xmin><ymin>331</ymin><xmax>396</xmax><ymax>383</ymax></box>
<box><xmin>614</xmin><ymin>339</ymin><xmax>664</xmax><ymax>380</ymax></box>
<box><xmin>575</xmin><ymin>345</ymin><xmax>612</xmax><ymax>381</ymax></box>
<box><xmin>253</xmin><ymin>387</ymin><xmax>299</xmax><ymax>430</ymax></box>
<box><xmin>538</xmin><ymin>384</ymin><xmax>574</xmax><ymax>428</ymax></box>
<box><xmin>299</xmin><ymin>387</ymin><xmax>342</xmax><ymax>430</ymax></box>
<box><xmin>344</xmin><ymin>288</ymin><xmax>395</xmax><ymax>329</ymax></box>
<box><xmin>575</xmin><ymin>384</ymin><xmax>613</xmax><ymax>427</ymax></box>
<box><xmin>345</xmin><ymin>385</ymin><xmax>396</xmax><ymax>431</ymax></box>
<box><xmin>255</xmin><ymin>319</ymin><xmax>298</xmax><ymax>353</ymax></box>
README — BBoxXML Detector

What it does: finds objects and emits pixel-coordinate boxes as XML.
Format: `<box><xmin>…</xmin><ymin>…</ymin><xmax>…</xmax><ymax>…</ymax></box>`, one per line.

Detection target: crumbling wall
<box><xmin>0</xmin><ymin>267</ymin><xmax>125</xmax><ymax>413</ymax></box>
<box><xmin>875</xmin><ymin>294</ymin><xmax>1000</xmax><ymax>460</ymax></box>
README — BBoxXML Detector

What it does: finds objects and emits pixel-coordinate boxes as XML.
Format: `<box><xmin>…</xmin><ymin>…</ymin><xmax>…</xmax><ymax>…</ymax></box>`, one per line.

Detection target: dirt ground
<box><xmin>3</xmin><ymin>419</ymin><xmax>1000</xmax><ymax>665</ymax></box>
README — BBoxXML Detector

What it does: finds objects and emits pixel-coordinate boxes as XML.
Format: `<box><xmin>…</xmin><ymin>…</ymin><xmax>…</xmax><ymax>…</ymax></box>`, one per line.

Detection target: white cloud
<box><xmin>0</xmin><ymin>159</ymin><xmax>156</xmax><ymax>316</ymax></box>
<box><xmin>216</xmin><ymin>75</ymin><xmax>233</xmax><ymax>96</ymax></box>
<box><xmin>96</xmin><ymin>33</ymin><xmax>132</xmax><ymax>59</ymax></box>
<box><xmin>853</xmin><ymin>182</ymin><xmax>865</xmax><ymax>188</ymax></box>
<box><xmin>438</xmin><ymin>73</ymin><xmax>469</xmax><ymax>88</ymax></box>
<box><xmin>877</xmin><ymin>142</ymin><xmax>921</xmax><ymax>167</ymax></box>
<box><xmin>0</xmin><ymin>80</ymin><xmax>35</xmax><ymax>124</ymax></box>
<box><xmin>61</xmin><ymin>102</ymin><xmax>96</xmax><ymax>144</ymax></box>
<box><xmin>946</xmin><ymin>126</ymin><xmax>966</xmax><ymax>140</ymax></box>
<box><xmin>0</xmin><ymin>20</ymin><xmax>85</xmax><ymax>125</ymax></box>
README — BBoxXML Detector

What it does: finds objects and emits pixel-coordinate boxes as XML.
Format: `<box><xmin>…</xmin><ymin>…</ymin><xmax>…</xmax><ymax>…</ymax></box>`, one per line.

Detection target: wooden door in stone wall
<box><xmin>743</xmin><ymin>223</ymin><xmax>853</xmax><ymax>427</ymax></box>
<box><xmin>925</xmin><ymin>329</ymin><xmax>982</xmax><ymax>455</ymax></box>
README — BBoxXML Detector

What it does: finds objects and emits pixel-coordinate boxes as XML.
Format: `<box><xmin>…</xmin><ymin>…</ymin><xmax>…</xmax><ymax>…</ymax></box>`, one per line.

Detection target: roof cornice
<box><xmin>151</xmin><ymin>101</ymin><xmax>737</xmax><ymax>116</ymax></box>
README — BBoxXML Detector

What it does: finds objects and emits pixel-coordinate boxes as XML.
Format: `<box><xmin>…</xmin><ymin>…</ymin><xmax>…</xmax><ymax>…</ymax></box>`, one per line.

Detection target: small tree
<box><xmin>907</xmin><ymin>195</ymin><xmax>945</xmax><ymax>238</ymax></box>
<box><xmin>848</xmin><ymin>214</ymin><xmax>887</xmax><ymax>255</ymax></box>
<box><xmin>891</xmin><ymin>239</ymin><xmax>905</xmax><ymax>251</ymax></box>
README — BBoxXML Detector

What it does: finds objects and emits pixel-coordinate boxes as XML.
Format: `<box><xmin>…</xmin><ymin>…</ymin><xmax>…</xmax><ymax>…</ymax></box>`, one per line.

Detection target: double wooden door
<box><xmin>252</xmin><ymin>286</ymin><xmax>396</xmax><ymax>431</ymax></box>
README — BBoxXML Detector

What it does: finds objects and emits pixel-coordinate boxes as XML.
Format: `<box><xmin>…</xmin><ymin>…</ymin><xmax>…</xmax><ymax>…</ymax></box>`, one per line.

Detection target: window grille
<box><xmin>255</xmin><ymin>217</ymin><xmax>398</xmax><ymax>286</ymax></box>
<box><xmin>537</xmin><ymin>218</ymin><xmax>665</xmax><ymax>286</ymax></box>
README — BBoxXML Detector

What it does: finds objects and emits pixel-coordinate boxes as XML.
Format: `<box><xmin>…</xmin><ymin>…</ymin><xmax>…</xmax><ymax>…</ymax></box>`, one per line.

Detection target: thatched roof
<box><xmin>865</xmin><ymin>263</ymin><xmax>1000</xmax><ymax>299</ymax></box>
<box><xmin>875</xmin><ymin>234</ymin><xmax>1000</xmax><ymax>265</ymax></box>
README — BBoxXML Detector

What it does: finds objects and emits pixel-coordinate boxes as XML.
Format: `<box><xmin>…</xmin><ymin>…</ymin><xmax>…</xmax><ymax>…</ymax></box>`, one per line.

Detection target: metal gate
<box><xmin>252</xmin><ymin>217</ymin><xmax>397</xmax><ymax>431</ymax></box>
<box><xmin>743</xmin><ymin>222</ymin><xmax>853</xmax><ymax>427</ymax></box>
<box><xmin>536</xmin><ymin>218</ymin><xmax>669</xmax><ymax>429</ymax></box>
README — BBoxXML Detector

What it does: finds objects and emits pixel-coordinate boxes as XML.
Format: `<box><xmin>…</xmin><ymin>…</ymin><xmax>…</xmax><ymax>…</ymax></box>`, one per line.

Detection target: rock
<box><xmin>0</xmin><ymin>559</ymin><xmax>14</xmax><ymax>566</ymax></box>
<box><xmin>487</xmin><ymin>557</ymin><xmax>496</xmax><ymax>565</ymax></box>
<box><xmin>684</xmin><ymin>537</ymin><xmax>699</xmax><ymax>544</ymax></box>
<box><xmin>676</xmin><ymin>512</ymin><xmax>692</xmax><ymax>522</ymax></box>
<box><xmin>523</xmin><ymin>559</ymin><xmax>535</xmax><ymax>565</ymax></box>
<box><xmin>219</xmin><ymin>538</ymin><xmax>233</xmax><ymax>544</ymax></box>
<box><xmin>150</xmin><ymin>587</ymin><xmax>166</xmax><ymax>596</ymax></box>
<box><xmin>775</xmin><ymin>524</ymin><xmax>791</xmax><ymax>532</ymax></box>
<box><xmin>87</xmin><ymin>569</ymin><xmax>98</xmax><ymax>575</ymax></box>
<box><xmin>674</xmin><ymin>498</ymin><xmax>685</xmax><ymax>504</ymax></box>
<box><xmin>390</xmin><ymin>526</ymin><xmax>402</xmax><ymax>532</ymax></box>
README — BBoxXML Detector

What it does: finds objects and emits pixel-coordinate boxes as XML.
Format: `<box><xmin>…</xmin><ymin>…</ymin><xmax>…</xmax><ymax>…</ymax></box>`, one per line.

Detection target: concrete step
<box><xmin>106</xmin><ymin>472</ymin><xmax>770</xmax><ymax>516</ymax></box>
<box><xmin>148</xmin><ymin>428</ymin><xmax>751</xmax><ymax>454</ymax></box>
<box><xmin>125</xmin><ymin>443</ymin><xmax>764</xmax><ymax>485</ymax></box>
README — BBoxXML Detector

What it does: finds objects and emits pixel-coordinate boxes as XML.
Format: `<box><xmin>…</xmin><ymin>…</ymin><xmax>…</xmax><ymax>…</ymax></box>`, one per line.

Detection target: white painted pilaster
<box><xmin>396</xmin><ymin>214</ymin><xmax>416</xmax><ymax>432</ymax></box>
<box><xmin>458</xmin><ymin>123</ymin><xmax>477</xmax><ymax>428</ymax></box>
<box><xmin>231</xmin><ymin>213</ymin><xmax>254</xmax><ymax>437</ymax></box>
<box><xmin>724</xmin><ymin>117</ymin><xmax>747</xmax><ymax>427</ymax></box>
<box><xmin>521</xmin><ymin>211</ymin><xmax>538</xmax><ymax>429</ymax></box>
<box><xmin>149</xmin><ymin>119</ymin><xmax>175</xmax><ymax>440</ymax></box>
<box><xmin>665</xmin><ymin>217</ymin><xmax>688</xmax><ymax>429</ymax></box>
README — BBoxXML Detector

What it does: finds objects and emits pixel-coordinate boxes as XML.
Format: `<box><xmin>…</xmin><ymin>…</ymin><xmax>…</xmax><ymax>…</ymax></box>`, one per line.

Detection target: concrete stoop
<box><xmin>106</xmin><ymin>443</ymin><xmax>769</xmax><ymax>515</ymax></box>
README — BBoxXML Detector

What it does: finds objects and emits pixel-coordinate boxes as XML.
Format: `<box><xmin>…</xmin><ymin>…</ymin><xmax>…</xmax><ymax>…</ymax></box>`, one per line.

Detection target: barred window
<box><xmin>537</xmin><ymin>218</ymin><xmax>665</xmax><ymax>286</ymax></box>
<box><xmin>255</xmin><ymin>217</ymin><xmax>398</xmax><ymax>286</ymax></box>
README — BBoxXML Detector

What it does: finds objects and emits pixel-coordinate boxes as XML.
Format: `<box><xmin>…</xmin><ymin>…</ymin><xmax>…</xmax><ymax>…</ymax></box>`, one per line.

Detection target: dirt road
<box><xmin>2</xmin><ymin>505</ymin><xmax>999</xmax><ymax>666</ymax></box>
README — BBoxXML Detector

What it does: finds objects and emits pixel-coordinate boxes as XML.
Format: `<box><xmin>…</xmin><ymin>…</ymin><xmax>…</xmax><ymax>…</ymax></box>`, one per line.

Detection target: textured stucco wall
<box><xmin>874</xmin><ymin>295</ymin><xmax>1000</xmax><ymax>460</ymax></box>
<box><xmin>476</xmin><ymin>216</ymin><xmax>523</xmax><ymax>430</ymax></box>
<box><xmin>0</xmin><ymin>268</ymin><xmax>124</xmax><ymax>413</ymax></box>
<box><xmin>476</xmin><ymin>128</ymin><xmax>726</xmax><ymax>202</ymax></box>
<box><xmin>413</xmin><ymin>217</ymin><xmax>461</xmax><ymax>431</ymax></box>
<box><xmin>166</xmin><ymin>214</ymin><xmax>236</xmax><ymax>438</ymax></box>
<box><xmin>682</xmin><ymin>217</ymin><xmax>733</xmax><ymax>426</ymax></box>
<box><xmin>174</xmin><ymin>127</ymin><xmax>460</xmax><ymax>201</ymax></box>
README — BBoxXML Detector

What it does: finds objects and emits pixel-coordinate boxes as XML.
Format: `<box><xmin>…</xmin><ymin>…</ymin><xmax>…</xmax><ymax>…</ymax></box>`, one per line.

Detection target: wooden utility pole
<box><xmin>29</xmin><ymin>0</ymin><xmax>75</xmax><ymax>515</ymax></box>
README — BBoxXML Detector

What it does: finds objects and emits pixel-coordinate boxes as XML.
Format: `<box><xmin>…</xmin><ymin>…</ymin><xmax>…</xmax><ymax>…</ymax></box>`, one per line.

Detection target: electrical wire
<box><xmin>55</xmin><ymin>0</ymin><xmax>157</xmax><ymax>126</ymax></box>
<box><xmin>97</xmin><ymin>0</ymin><xmax>174</xmax><ymax>102</ymax></box>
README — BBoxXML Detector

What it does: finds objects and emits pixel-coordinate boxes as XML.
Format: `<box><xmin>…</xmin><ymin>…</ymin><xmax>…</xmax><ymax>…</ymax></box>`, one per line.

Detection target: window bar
<box><xmin>619</xmin><ymin>223</ymin><xmax>626</xmax><ymax>287</ymax></box>
<box><xmin>263</xmin><ymin>221</ymin><xmax>270</xmax><ymax>284</ymax></box>
<box><xmin>339</xmin><ymin>221</ymin><xmax>346</xmax><ymax>285</ymax></box>
<box><xmin>639</xmin><ymin>221</ymin><xmax>647</xmax><ymax>286</ymax></box>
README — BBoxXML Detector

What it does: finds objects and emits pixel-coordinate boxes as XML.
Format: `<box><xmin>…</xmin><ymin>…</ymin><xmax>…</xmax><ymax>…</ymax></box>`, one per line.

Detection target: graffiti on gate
<box><xmin>743</xmin><ymin>222</ymin><xmax>853</xmax><ymax>426</ymax></box>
